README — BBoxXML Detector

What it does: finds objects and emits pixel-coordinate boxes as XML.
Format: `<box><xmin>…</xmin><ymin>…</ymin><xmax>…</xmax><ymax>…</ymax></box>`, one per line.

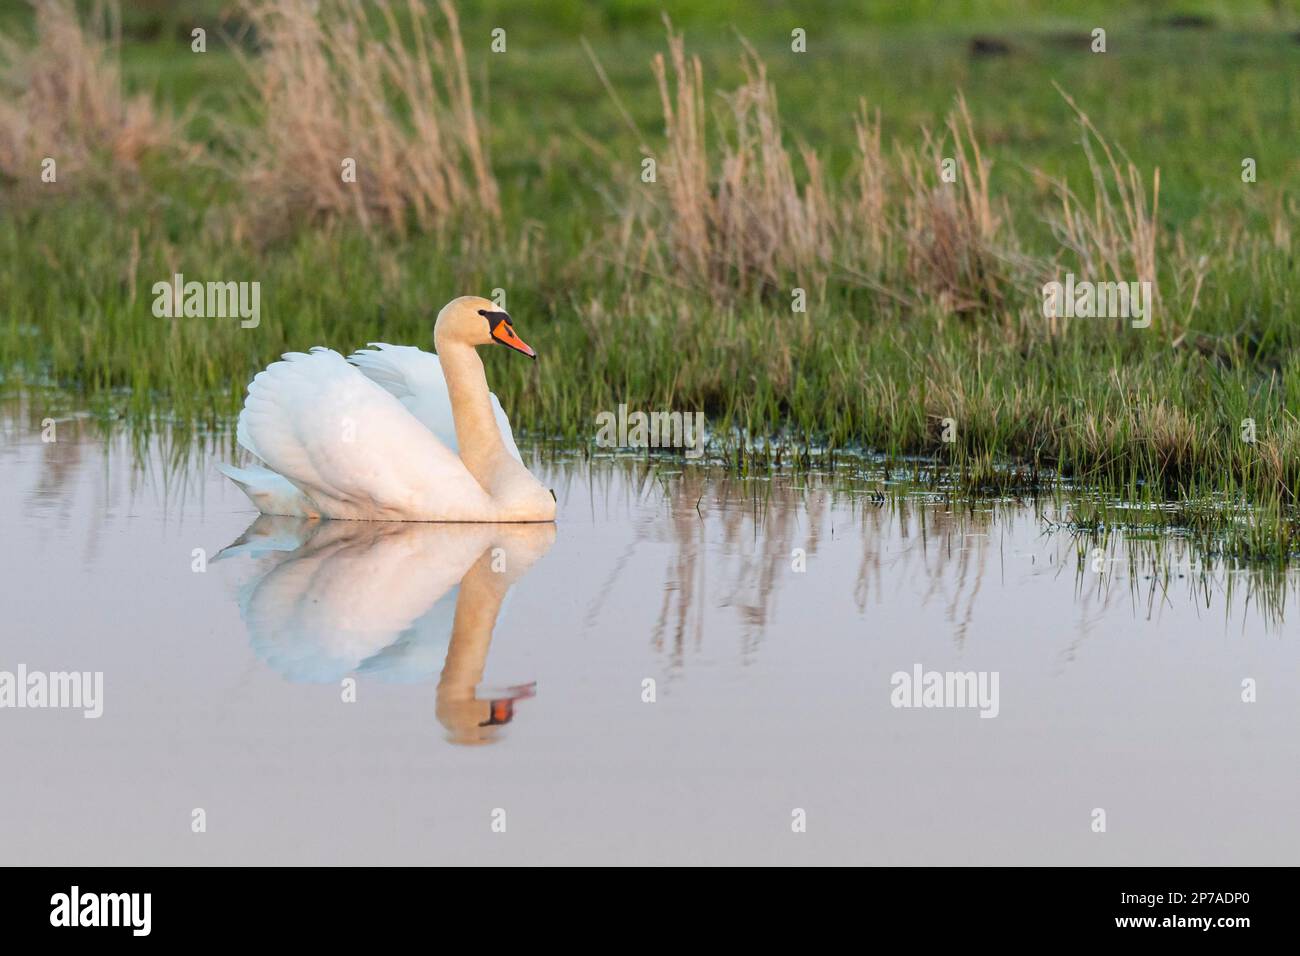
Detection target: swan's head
<box><xmin>437</xmin><ymin>684</ymin><xmax>536</xmax><ymax>746</ymax></box>
<box><xmin>435</xmin><ymin>295</ymin><xmax>536</xmax><ymax>359</ymax></box>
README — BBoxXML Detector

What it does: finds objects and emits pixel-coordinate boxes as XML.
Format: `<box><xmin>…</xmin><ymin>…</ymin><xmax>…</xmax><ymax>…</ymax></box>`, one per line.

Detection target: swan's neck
<box><xmin>436</xmin><ymin>337</ymin><xmax>506</xmax><ymax>484</ymax></box>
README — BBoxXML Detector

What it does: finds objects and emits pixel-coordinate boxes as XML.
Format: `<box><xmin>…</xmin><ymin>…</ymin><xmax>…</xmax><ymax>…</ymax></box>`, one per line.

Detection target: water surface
<box><xmin>2</xmin><ymin>413</ymin><xmax>1298</xmax><ymax>865</ymax></box>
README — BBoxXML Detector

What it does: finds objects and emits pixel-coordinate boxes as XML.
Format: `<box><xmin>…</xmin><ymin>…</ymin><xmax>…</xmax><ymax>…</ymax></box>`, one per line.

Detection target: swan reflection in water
<box><xmin>218</xmin><ymin>517</ymin><xmax>555</xmax><ymax>745</ymax></box>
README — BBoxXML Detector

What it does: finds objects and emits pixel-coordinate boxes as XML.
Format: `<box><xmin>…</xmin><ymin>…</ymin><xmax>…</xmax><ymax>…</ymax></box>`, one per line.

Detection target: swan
<box><xmin>218</xmin><ymin>296</ymin><xmax>556</xmax><ymax>522</ymax></box>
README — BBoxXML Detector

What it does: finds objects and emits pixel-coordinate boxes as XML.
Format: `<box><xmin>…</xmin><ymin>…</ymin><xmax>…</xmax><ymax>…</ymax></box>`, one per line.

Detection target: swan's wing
<box><xmin>348</xmin><ymin>343</ymin><xmax>523</xmax><ymax>463</ymax></box>
<box><xmin>239</xmin><ymin>348</ymin><xmax>493</xmax><ymax>520</ymax></box>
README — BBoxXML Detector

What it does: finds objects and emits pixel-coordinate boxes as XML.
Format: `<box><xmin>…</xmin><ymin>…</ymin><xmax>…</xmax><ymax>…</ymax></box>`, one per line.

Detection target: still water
<box><xmin>2</xmin><ymin>413</ymin><xmax>1298</xmax><ymax>865</ymax></box>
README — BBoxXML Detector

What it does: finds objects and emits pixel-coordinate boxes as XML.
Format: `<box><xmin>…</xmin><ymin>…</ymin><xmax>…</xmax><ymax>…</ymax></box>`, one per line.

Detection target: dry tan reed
<box><xmin>640</xmin><ymin>22</ymin><xmax>833</xmax><ymax>296</ymax></box>
<box><xmin>623</xmin><ymin>26</ymin><xmax>1030</xmax><ymax>312</ymax></box>
<box><xmin>236</xmin><ymin>0</ymin><xmax>498</xmax><ymax>239</ymax></box>
<box><xmin>606</xmin><ymin>27</ymin><xmax>1192</xmax><ymax>334</ymax></box>
<box><xmin>0</xmin><ymin>0</ymin><xmax>179</xmax><ymax>190</ymax></box>
<box><xmin>1045</xmin><ymin>84</ymin><xmax>1160</xmax><ymax>310</ymax></box>
<box><xmin>895</xmin><ymin>94</ymin><xmax>1018</xmax><ymax>315</ymax></box>
<box><xmin>847</xmin><ymin>100</ymin><xmax>891</xmax><ymax>277</ymax></box>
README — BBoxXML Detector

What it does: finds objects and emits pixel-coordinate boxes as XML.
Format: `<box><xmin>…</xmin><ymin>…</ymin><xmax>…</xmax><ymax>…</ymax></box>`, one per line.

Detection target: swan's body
<box><xmin>219</xmin><ymin>296</ymin><xmax>555</xmax><ymax>522</ymax></box>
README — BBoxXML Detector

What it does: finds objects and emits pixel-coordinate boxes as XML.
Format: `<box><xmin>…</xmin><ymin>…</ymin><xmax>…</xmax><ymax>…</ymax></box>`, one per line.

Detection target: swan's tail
<box><xmin>217</xmin><ymin>462</ymin><xmax>320</xmax><ymax>518</ymax></box>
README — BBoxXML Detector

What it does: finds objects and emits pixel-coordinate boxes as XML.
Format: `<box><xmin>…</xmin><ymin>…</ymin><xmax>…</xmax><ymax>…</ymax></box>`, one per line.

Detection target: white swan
<box><xmin>218</xmin><ymin>296</ymin><xmax>556</xmax><ymax>522</ymax></box>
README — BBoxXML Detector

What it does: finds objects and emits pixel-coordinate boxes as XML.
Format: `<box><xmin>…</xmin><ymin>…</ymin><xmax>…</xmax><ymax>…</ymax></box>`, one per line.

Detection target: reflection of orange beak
<box><xmin>492</xmin><ymin>322</ymin><xmax>536</xmax><ymax>359</ymax></box>
<box><xmin>474</xmin><ymin>682</ymin><xmax>535</xmax><ymax>728</ymax></box>
<box><xmin>480</xmin><ymin>699</ymin><xmax>514</xmax><ymax>727</ymax></box>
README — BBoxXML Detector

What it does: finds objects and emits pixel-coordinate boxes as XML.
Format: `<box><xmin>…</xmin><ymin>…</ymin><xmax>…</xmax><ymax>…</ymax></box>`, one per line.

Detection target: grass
<box><xmin>2</xmin><ymin>0</ymin><xmax>1300</xmax><ymax>554</ymax></box>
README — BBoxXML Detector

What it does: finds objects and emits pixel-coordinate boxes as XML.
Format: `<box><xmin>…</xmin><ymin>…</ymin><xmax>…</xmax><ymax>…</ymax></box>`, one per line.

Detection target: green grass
<box><xmin>3</xmin><ymin>0</ymin><xmax>1300</xmax><ymax>554</ymax></box>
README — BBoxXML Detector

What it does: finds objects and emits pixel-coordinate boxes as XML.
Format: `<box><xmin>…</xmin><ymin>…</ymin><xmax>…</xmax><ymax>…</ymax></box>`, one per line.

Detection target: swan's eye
<box><xmin>477</xmin><ymin>308</ymin><xmax>510</xmax><ymax>331</ymax></box>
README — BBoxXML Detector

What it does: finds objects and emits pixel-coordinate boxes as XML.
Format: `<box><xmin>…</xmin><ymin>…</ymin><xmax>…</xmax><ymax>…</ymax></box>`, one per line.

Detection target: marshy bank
<box><xmin>2</xmin><ymin>0</ymin><xmax>1299</xmax><ymax>545</ymax></box>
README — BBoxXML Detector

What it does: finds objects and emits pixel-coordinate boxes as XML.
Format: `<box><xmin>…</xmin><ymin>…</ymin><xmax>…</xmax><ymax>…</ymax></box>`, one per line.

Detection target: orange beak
<box><xmin>491</xmin><ymin>321</ymin><xmax>536</xmax><ymax>359</ymax></box>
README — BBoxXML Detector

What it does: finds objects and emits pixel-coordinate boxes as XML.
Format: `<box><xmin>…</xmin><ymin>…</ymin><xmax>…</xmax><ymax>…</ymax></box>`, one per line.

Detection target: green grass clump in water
<box><xmin>2</xmin><ymin>0</ymin><xmax>1300</xmax><ymax>553</ymax></box>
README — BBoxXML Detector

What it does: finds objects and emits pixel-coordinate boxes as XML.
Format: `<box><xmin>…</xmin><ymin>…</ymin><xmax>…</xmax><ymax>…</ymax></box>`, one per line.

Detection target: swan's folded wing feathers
<box><xmin>348</xmin><ymin>343</ymin><xmax>434</xmax><ymax>401</ymax></box>
<box><xmin>240</xmin><ymin>348</ymin><xmax>493</xmax><ymax>519</ymax></box>
<box><xmin>349</xmin><ymin>343</ymin><xmax>456</xmax><ymax>448</ymax></box>
<box><xmin>348</xmin><ymin>342</ymin><xmax>522</xmax><ymax>462</ymax></box>
<box><xmin>243</xmin><ymin>356</ymin><xmax>333</xmax><ymax>496</ymax></box>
